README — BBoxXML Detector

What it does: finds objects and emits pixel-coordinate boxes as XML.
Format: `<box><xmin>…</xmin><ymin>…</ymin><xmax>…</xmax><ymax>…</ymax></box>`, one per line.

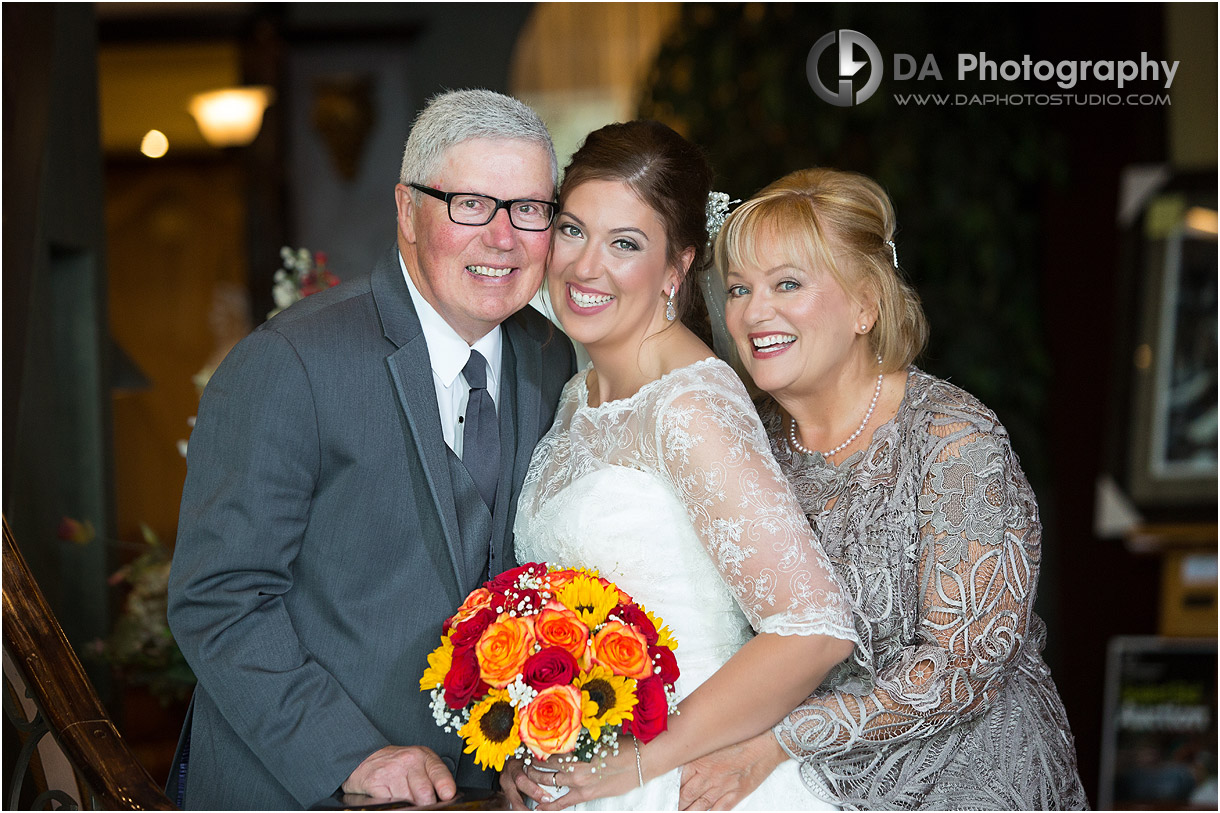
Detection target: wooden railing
<box><xmin>3</xmin><ymin>516</ymin><xmax>175</xmax><ymax>810</ymax></box>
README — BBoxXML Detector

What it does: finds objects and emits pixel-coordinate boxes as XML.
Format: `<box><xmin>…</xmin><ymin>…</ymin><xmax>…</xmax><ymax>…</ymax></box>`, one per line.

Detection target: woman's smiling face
<box><xmin>724</xmin><ymin>228</ymin><xmax>867</xmax><ymax>400</ymax></box>
<box><xmin>548</xmin><ymin>179</ymin><xmax>682</xmax><ymax>352</ymax></box>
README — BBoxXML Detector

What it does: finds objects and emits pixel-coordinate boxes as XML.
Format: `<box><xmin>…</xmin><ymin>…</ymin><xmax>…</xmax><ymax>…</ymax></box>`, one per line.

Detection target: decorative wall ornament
<box><xmin>311</xmin><ymin>74</ymin><xmax>376</xmax><ymax>181</ymax></box>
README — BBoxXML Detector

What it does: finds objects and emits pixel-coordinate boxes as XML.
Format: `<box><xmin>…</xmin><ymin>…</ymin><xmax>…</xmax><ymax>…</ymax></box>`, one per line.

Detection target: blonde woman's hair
<box><xmin>714</xmin><ymin>168</ymin><xmax>928</xmax><ymax>372</ymax></box>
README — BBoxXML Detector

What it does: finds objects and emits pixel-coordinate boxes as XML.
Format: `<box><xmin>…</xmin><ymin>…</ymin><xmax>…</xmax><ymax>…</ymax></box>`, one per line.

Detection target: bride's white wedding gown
<box><xmin>515</xmin><ymin>359</ymin><xmax>855</xmax><ymax>810</ymax></box>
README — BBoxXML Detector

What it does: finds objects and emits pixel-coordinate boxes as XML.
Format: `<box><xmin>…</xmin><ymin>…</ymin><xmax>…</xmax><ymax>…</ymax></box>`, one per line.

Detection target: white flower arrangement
<box><xmin>269</xmin><ymin>246</ymin><xmax>340</xmax><ymax>318</ymax></box>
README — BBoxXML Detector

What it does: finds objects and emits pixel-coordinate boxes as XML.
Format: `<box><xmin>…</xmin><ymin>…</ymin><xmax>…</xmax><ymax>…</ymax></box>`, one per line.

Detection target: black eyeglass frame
<box><xmin>409</xmin><ymin>183</ymin><xmax>557</xmax><ymax>232</ymax></box>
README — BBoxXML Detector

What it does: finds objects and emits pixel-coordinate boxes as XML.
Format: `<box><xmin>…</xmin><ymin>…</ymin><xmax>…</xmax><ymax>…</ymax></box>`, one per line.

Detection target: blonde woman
<box><xmin>679</xmin><ymin>168</ymin><xmax>1088</xmax><ymax>810</ymax></box>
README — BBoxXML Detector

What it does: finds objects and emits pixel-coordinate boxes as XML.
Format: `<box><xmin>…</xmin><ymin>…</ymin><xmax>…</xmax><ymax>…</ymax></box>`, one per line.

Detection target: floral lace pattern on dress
<box><xmin>762</xmin><ymin>368</ymin><xmax>1088</xmax><ymax>810</ymax></box>
<box><xmin>517</xmin><ymin>358</ymin><xmax>858</xmax><ymax>642</ymax></box>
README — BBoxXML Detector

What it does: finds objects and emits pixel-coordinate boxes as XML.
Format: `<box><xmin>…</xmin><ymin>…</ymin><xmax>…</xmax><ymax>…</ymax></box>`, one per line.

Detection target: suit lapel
<box><xmin>373</xmin><ymin>250</ymin><xmax>465</xmax><ymax>587</ymax></box>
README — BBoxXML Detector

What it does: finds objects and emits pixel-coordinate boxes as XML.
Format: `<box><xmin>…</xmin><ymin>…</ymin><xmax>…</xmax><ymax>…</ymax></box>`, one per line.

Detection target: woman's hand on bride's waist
<box><xmin>678</xmin><ymin>730</ymin><xmax>788</xmax><ymax>810</ymax></box>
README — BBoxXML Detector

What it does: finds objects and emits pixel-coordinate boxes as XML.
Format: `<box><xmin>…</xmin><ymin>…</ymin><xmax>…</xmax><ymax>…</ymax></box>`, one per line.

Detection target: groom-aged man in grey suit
<box><xmin>166</xmin><ymin>89</ymin><xmax>576</xmax><ymax>810</ymax></box>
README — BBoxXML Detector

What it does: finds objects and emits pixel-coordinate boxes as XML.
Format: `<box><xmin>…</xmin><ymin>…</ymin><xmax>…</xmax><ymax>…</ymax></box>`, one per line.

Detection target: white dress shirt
<box><xmin>399</xmin><ymin>253</ymin><xmax>502</xmax><ymax>458</ymax></box>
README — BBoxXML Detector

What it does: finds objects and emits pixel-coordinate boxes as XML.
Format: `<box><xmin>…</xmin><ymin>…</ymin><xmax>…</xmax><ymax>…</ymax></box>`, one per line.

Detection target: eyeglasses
<box><xmin>409</xmin><ymin>183</ymin><xmax>556</xmax><ymax>231</ymax></box>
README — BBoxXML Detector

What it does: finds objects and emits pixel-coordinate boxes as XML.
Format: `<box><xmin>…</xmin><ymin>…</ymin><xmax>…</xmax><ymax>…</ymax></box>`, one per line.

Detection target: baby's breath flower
<box><xmin>507</xmin><ymin>675</ymin><xmax>538</xmax><ymax>708</ymax></box>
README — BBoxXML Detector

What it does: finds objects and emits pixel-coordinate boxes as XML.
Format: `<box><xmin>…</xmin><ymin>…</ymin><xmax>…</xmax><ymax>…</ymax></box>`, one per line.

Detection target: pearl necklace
<box><xmin>788</xmin><ymin>356</ymin><xmax>884</xmax><ymax>458</ymax></box>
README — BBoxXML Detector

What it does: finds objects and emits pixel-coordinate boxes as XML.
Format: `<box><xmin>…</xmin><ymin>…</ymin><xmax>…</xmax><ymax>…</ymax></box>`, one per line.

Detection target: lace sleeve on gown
<box><xmin>653</xmin><ymin>365</ymin><xmax>858</xmax><ymax>642</ymax></box>
<box><xmin>774</xmin><ymin>417</ymin><xmax>1041</xmax><ymax>757</ymax></box>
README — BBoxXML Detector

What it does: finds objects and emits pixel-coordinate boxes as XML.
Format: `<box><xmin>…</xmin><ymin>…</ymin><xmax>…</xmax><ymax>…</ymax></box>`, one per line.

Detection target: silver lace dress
<box><xmin>764</xmin><ymin>368</ymin><xmax>1089</xmax><ymax>810</ymax></box>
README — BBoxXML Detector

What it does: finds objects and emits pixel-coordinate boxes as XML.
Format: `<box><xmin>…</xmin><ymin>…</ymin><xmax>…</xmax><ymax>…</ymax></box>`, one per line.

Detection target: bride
<box><xmin>503</xmin><ymin>120</ymin><xmax>857</xmax><ymax>811</ymax></box>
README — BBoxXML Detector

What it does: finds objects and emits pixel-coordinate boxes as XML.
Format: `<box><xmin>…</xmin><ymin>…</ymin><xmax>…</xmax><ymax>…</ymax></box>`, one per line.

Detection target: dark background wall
<box><xmin>4</xmin><ymin>2</ymin><xmax>114</xmax><ymax>692</ymax></box>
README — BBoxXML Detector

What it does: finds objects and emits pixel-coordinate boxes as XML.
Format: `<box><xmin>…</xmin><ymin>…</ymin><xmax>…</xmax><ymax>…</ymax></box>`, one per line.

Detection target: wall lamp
<box><xmin>188</xmin><ymin>86</ymin><xmax>274</xmax><ymax>149</ymax></box>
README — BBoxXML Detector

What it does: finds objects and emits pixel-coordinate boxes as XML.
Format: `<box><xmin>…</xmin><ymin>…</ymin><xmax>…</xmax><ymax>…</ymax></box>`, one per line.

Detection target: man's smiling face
<box><xmin>396</xmin><ymin>137</ymin><xmax>554</xmax><ymax>344</ymax></box>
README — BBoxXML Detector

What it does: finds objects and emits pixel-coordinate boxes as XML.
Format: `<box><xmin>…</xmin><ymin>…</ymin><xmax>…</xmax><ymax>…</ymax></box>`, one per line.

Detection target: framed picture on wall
<box><xmin>1126</xmin><ymin>181</ymin><xmax>1218</xmax><ymax>507</ymax></box>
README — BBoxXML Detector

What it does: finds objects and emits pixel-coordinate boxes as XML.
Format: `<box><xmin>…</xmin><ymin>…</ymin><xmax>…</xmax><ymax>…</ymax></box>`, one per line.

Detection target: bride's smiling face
<box><xmin>548</xmin><ymin>179</ymin><xmax>683</xmax><ymax>351</ymax></box>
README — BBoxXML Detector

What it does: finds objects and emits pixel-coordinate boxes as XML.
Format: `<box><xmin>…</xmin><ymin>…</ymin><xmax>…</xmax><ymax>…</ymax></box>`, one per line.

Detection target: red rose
<box><xmin>444</xmin><ymin>645</ymin><xmax>488</xmax><ymax>709</ymax></box>
<box><xmin>487</xmin><ymin>562</ymin><xmax>546</xmax><ymax>593</ymax></box>
<box><xmin>623</xmin><ymin>676</ymin><xmax>668</xmax><ymax>743</ymax></box>
<box><xmin>523</xmin><ymin>646</ymin><xmax>580</xmax><ymax>691</ymax></box>
<box><xmin>444</xmin><ymin>587</ymin><xmax>494</xmax><ymax>634</ymax></box>
<box><xmin>449</xmin><ymin>606</ymin><xmax>497</xmax><ymax>647</ymax></box>
<box><xmin>610</xmin><ymin>604</ymin><xmax>658</xmax><ymax>646</ymax></box>
<box><xmin>649</xmin><ymin>644</ymin><xmax>679</xmax><ymax>685</ymax></box>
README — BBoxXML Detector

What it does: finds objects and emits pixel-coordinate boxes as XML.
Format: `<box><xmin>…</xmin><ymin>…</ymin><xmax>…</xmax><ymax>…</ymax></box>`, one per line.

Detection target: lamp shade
<box><xmin>188</xmin><ymin>86</ymin><xmax>273</xmax><ymax>148</ymax></box>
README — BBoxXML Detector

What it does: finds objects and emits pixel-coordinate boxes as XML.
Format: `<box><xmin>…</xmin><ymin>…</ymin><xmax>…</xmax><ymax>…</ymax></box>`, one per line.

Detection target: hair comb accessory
<box><xmin>885</xmin><ymin>239</ymin><xmax>899</xmax><ymax>269</ymax></box>
<box><xmin>701</xmin><ymin>190</ymin><xmax>742</xmax><ymax>365</ymax></box>
<box><xmin>705</xmin><ymin>191</ymin><xmax>740</xmax><ymax>243</ymax></box>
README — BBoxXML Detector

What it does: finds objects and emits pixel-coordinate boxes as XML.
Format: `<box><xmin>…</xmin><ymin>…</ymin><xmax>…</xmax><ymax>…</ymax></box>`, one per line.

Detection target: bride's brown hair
<box><xmin>559</xmin><ymin>121</ymin><xmax>714</xmax><ymax>331</ymax></box>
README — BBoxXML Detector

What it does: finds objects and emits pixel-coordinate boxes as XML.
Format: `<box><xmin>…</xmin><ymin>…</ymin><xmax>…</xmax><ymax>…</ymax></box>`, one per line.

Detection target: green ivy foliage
<box><xmin>639</xmin><ymin>2</ymin><xmax>1068</xmax><ymax>487</ymax></box>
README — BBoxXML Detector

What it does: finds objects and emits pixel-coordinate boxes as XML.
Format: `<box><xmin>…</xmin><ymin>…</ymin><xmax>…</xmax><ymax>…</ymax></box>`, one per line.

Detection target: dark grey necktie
<box><xmin>462</xmin><ymin>350</ymin><xmax>499</xmax><ymax>510</ymax></box>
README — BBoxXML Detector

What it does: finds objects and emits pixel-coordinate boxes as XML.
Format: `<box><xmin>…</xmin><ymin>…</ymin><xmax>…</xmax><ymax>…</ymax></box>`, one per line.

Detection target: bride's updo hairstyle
<box><xmin>560</xmin><ymin>120</ymin><xmax>714</xmax><ymax>328</ymax></box>
<box><xmin>715</xmin><ymin>168</ymin><xmax>928</xmax><ymax>372</ymax></box>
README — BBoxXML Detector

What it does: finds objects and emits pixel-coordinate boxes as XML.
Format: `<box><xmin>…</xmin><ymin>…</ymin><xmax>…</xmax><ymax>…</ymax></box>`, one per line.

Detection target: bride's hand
<box><xmin>503</xmin><ymin>757</ymin><xmax>578</xmax><ymax>809</ymax></box>
<box><xmin>523</xmin><ymin>748</ymin><xmax>641</xmax><ymax>810</ymax></box>
<box><xmin>679</xmin><ymin>731</ymin><xmax>788</xmax><ymax>810</ymax></box>
<box><xmin>500</xmin><ymin>756</ymin><xmax>544</xmax><ymax>810</ymax></box>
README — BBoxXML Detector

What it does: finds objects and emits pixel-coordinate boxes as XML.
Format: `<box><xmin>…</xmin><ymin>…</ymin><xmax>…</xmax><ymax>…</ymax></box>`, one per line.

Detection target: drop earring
<box><xmin>665</xmin><ymin>285</ymin><xmax>677</xmax><ymax>322</ymax></box>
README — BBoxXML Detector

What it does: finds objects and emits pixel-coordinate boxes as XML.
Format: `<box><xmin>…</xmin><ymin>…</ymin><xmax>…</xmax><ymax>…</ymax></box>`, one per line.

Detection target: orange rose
<box><xmin>546</xmin><ymin>569</ymin><xmax>580</xmax><ymax>590</ymax></box>
<box><xmin>535</xmin><ymin>604</ymin><xmax>590</xmax><ymax>665</ymax></box>
<box><xmin>446</xmin><ymin>588</ymin><xmax>494</xmax><ymax>633</ymax></box>
<box><xmin>591</xmin><ymin>621</ymin><xmax>652</xmax><ymax>680</ymax></box>
<box><xmin>476</xmin><ymin>614</ymin><xmax>536</xmax><ymax>688</ymax></box>
<box><xmin>518</xmin><ymin>684</ymin><xmax>583</xmax><ymax>759</ymax></box>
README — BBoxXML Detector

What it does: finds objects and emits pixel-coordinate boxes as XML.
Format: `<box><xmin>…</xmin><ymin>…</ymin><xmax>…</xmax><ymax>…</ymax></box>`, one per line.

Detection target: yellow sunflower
<box><xmin>577</xmin><ymin>665</ymin><xmax>636</xmax><ymax>741</ymax></box>
<box><xmin>556</xmin><ymin>575</ymin><xmax>619</xmax><ymax>629</ymax></box>
<box><xmin>645</xmin><ymin>608</ymin><xmax>677</xmax><ymax>651</ymax></box>
<box><xmin>458</xmin><ymin>689</ymin><xmax>522</xmax><ymax>771</ymax></box>
<box><xmin>419</xmin><ymin>635</ymin><xmax>454</xmax><ymax>691</ymax></box>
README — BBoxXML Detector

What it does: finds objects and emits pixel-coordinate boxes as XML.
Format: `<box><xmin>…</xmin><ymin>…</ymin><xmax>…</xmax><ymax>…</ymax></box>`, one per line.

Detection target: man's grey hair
<box><xmin>399</xmin><ymin>89</ymin><xmax>557</xmax><ymax>196</ymax></box>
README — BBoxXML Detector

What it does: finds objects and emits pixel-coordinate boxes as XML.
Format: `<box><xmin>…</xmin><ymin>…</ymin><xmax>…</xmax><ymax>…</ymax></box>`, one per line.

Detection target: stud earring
<box><xmin>665</xmin><ymin>285</ymin><xmax>677</xmax><ymax>322</ymax></box>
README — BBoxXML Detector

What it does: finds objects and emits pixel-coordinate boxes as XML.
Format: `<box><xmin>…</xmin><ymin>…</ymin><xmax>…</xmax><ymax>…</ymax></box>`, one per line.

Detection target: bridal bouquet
<box><xmin>420</xmin><ymin>562</ymin><xmax>680</xmax><ymax>771</ymax></box>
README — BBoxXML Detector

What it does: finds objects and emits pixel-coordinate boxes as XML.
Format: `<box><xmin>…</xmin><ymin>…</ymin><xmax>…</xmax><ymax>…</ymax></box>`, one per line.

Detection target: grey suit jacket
<box><xmin>166</xmin><ymin>247</ymin><xmax>575</xmax><ymax>809</ymax></box>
